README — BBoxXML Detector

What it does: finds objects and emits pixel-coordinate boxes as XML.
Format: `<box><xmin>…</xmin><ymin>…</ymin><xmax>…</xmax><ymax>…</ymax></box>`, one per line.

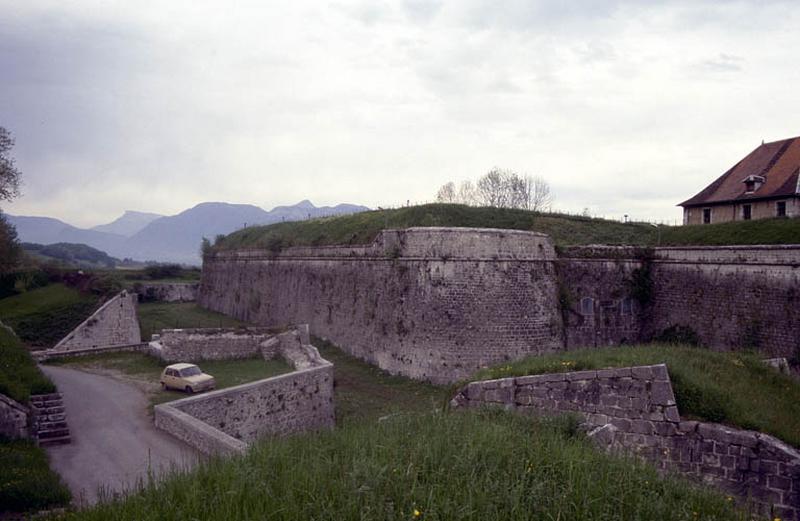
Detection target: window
<box><xmin>580</xmin><ymin>297</ymin><xmax>594</xmax><ymax>316</ymax></box>
<box><xmin>702</xmin><ymin>208</ymin><xmax>712</xmax><ymax>224</ymax></box>
<box><xmin>620</xmin><ymin>297</ymin><xmax>633</xmax><ymax>315</ymax></box>
<box><xmin>777</xmin><ymin>201</ymin><xmax>787</xmax><ymax>217</ymax></box>
<box><xmin>743</xmin><ymin>204</ymin><xmax>752</xmax><ymax>220</ymax></box>
<box><xmin>744</xmin><ymin>180</ymin><xmax>755</xmax><ymax>193</ymax></box>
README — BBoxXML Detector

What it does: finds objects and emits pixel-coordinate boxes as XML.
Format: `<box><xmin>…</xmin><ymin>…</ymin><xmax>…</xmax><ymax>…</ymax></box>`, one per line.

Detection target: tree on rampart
<box><xmin>436</xmin><ymin>168</ymin><xmax>553</xmax><ymax>211</ymax></box>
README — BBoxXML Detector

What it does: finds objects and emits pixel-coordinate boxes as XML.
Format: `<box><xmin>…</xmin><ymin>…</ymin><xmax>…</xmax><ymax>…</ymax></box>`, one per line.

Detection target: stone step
<box><xmin>29</xmin><ymin>393</ymin><xmax>62</xmax><ymax>403</ymax></box>
<box><xmin>35</xmin><ymin>406</ymin><xmax>66</xmax><ymax>416</ymax></box>
<box><xmin>38</xmin><ymin>427</ymin><xmax>70</xmax><ymax>439</ymax></box>
<box><xmin>37</xmin><ymin>421</ymin><xmax>68</xmax><ymax>431</ymax></box>
<box><xmin>41</xmin><ymin>413</ymin><xmax>66</xmax><ymax>422</ymax></box>
<box><xmin>38</xmin><ymin>435</ymin><xmax>71</xmax><ymax>447</ymax></box>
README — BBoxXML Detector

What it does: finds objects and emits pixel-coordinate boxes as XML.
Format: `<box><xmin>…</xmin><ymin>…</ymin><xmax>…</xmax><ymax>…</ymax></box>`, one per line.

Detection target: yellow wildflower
<box><xmin>413</xmin><ymin>508</ymin><xmax>422</xmax><ymax>518</ymax></box>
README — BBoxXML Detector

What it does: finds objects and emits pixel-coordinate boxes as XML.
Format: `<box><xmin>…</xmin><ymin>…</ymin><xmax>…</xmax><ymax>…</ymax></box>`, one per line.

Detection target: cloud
<box><xmin>700</xmin><ymin>53</ymin><xmax>744</xmax><ymax>73</ymax></box>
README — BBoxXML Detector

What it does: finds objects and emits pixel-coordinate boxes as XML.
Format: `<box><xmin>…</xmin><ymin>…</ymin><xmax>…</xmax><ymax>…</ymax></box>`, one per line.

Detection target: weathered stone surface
<box><xmin>151</xmin><ymin>327</ymin><xmax>276</xmax><ymax>362</ymax></box>
<box><xmin>53</xmin><ymin>291</ymin><xmax>140</xmax><ymax>351</ymax></box>
<box><xmin>0</xmin><ymin>393</ymin><xmax>29</xmax><ymax>440</ymax></box>
<box><xmin>135</xmin><ymin>283</ymin><xmax>199</xmax><ymax>303</ymax></box>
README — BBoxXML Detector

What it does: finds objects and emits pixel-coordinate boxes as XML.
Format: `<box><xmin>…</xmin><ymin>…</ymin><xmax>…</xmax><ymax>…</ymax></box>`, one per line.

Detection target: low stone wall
<box><xmin>53</xmin><ymin>290</ymin><xmax>141</xmax><ymax>352</ymax></box>
<box><xmin>154</xmin><ymin>329</ymin><xmax>334</xmax><ymax>456</ymax></box>
<box><xmin>149</xmin><ymin>327</ymin><xmax>277</xmax><ymax>362</ymax></box>
<box><xmin>0</xmin><ymin>393</ymin><xmax>29</xmax><ymax>439</ymax></box>
<box><xmin>135</xmin><ymin>282</ymin><xmax>199</xmax><ymax>302</ymax></box>
<box><xmin>34</xmin><ymin>343</ymin><xmax>149</xmax><ymax>362</ymax></box>
<box><xmin>451</xmin><ymin>365</ymin><xmax>800</xmax><ymax>519</ymax></box>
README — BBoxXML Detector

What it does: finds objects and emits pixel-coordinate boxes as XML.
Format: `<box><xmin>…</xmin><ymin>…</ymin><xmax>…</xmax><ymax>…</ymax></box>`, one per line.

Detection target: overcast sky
<box><xmin>3</xmin><ymin>0</ymin><xmax>800</xmax><ymax>227</ymax></box>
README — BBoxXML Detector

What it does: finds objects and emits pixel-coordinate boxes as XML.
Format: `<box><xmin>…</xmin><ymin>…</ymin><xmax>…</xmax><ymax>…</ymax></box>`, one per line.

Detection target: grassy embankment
<box><xmin>61</xmin><ymin>340</ymin><xmax>751</xmax><ymax>521</ymax></box>
<box><xmin>137</xmin><ymin>302</ymin><xmax>249</xmax><ymax>341</ymax></box>
<box><xmin>472</xmin><ymin>344</ymin><xmax>800</xmax><ymax>448</ymax></box>
<box><xmin>213</xmin><ymin>203</ymin><xmax>800</xmax><ymax>251</ymax></box>
<box><xmin>0</xmin><ymin>327</ymin><xmax>70</xmax><ymax>513</ymax></box>
<box><xmin>0</xmin><ymin>283</ymin><xmax>98</xmax><ymax>349</ymax></box>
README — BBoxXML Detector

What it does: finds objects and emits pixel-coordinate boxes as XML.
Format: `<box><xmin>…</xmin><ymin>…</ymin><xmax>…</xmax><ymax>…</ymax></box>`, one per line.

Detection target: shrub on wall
<box><xmin>653</xmin><ymin>325</ymin><xmax>700</xmax><ymax>346</ymax></box>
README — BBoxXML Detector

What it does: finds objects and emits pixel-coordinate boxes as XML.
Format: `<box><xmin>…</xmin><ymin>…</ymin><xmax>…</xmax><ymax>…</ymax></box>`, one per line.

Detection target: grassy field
<box><xmin>0</xmin><ymin>438</ymin><xmax>71</xmax><ymax>513</ymax></box>
<box><xmin>0</xmin><ymin>326</ymin><xmax>55</xmax><ymax>403</ymax></box>
<box><xmin>137</xmin><ymin>302</ymin><xmax>250</xmax><ymax>340</ymax></box>
<box><xmin>48</xmin><ymin>352</ymin><xmax>291</xmax><ymax>407</ymax></box>
<box><xmin>213</xmin><ymin>203</ymin><xmax>800</xmax><ymax>251</ymax></box>
<box><xmin>61</xmin><ymin>409</ymin><xmax>746</xmax><ymax>521</ymax></box>
<box><xmin>472</xmin><ymin>344</ymin><xmax>800</xmax><ymax>448</ymax></box>
<box><xmin>316</xmin><ymin>338</ymin><xmax>449</xmax><ymax>425</ymax></box>
<box><xmin>0</xmin><ymin>283</ymin><xmax>98</xmax><ymax>348</ymax></box>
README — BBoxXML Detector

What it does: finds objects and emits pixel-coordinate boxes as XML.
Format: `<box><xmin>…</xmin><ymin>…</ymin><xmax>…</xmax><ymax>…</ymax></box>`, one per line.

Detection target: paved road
<box><xmin>40</xmin><ymin>365</ymin><xmax>199</xmax><ymax>506</ymax></box>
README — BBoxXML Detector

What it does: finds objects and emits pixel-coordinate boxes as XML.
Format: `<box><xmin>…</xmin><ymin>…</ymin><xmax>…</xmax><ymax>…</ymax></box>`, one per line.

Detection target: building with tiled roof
<box><xmin>680</xmin><ymin>137</ymin><xmax>800</xmax><ymax>224</ymax></box>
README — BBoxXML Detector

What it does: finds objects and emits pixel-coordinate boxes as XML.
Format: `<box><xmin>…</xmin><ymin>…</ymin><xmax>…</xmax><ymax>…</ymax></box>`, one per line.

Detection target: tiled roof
<box><xmin>680</xmin><ymin>137</ymin><xmax>800</xmax><ymax>207</ymax></box>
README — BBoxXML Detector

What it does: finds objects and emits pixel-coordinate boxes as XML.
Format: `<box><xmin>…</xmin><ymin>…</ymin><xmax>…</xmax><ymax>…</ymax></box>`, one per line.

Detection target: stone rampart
<box><xmin>135</xmin><ymin>282</ymin><xmax>199</xmax><ymax>302</ymax></box>
<box><xmin>53</xmin><ymin>290</ymin><xmax>141</xmax><ymax>352</ymax></box>
<box><xmin>451</xmin><ymin>365</ymin><xmax>800</xmax><ymax>519</ymax></box>
<box><xmin>154</xmin><ymin>330</ymin><xmax>334</xmax><ymax>456</ymax></box>
<box><xmin>200</xmin><ymin>228</ymin><xmax>563</xmax><ymax>384</ymax></box>
<box><xmin>150</xmin><ymin>327</ymin><xmax>277</xmax><ymax>362</ymax></box>
<box><xmin>0</xmin><ymin>393</ymin><xmax>29</xmax><ymax>439</ymax></box>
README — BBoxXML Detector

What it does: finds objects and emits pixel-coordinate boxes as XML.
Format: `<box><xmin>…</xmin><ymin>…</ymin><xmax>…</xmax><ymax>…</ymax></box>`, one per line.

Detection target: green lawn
<box><xmin>0</xmin><ymin>283</ymin><xmax>98</xmax><ymax>348</ymax></box>
<box><xmin>48</xmin><ymin>352</ymin><xmax>291</xmax><ymax>407</ymax></box>
<box><xmin>61</xmin><ymin>409</ymin><xmax>746</xmax><ymax>521</ymax></box>
<box><xmin>471</xmin><ymin>344</ymin><xmax>800</xmax><ymax>448</ymax></box>
<box><xmin>315</xmin><ymin>338</ymin><xmax>449</xmax><ymax>425</ymax></box>
<box><xmin>0</xmin><ymin>438</ymin><xmax>71</xmax><ymax>513</ymax></box>
<box><xmin>213</xmin><ymin>203</ymin><xmax>800</xmax><ymax>252</ymax></box>
<box><xmin>137</xmin><ymin>302</ymin><xmax>250</xmax><ymax>341</ymax></box>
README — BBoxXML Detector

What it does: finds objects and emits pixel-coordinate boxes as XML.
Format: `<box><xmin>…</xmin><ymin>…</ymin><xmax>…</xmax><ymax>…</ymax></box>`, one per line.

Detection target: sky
<box><xmin>2</xmin><ymin>0</ymin><xmax>800</xmax><ymax>228</ymax></box>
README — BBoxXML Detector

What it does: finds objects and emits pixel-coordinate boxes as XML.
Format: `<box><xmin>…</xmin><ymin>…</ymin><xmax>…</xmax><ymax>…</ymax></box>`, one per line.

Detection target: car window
<box><xmin>180</xmin><ymin>367</ymin><xmax>202</xmax><ymax>377</ymax></box>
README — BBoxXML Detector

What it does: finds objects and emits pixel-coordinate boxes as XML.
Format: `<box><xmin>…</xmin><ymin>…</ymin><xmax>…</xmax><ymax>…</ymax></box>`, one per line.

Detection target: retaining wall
<box><xmin>150</xmin><ymin>327</ymin><xmax>277</xmax><ymax>362</ymax></box>
<box><xmin>53</xmin><ymin>290</ymin><xmax>141</xmax><ymax>352</ymax></box>
<box><xmin>451</xmin><ymin>366</ymin><xmax>800</xmax><ymax>519</ymax></box>
<box><xmin>200</xmin><ymin>228</ymin><xmax>563</xmax><ymax>384</ymax></box>
<box><xmin>154</xmin><ymin>329</ymin><xmax>334</xmax><ymax>456</ymax></box>
<box><xmin>0</xmin><ymin>393</ymin><xmax>29</xmax><ymax>439</ymax></box>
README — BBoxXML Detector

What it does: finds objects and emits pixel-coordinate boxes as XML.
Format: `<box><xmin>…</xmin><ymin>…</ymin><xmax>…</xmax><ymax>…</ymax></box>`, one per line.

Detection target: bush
<box><xmin>144</xmin><ymin>264</ymin><xmax>183</xmax><ymax>280</ymax></box>
<box><xmin>653</xmin><ymin>325</ymin><xmax>700</xmax><ymax>346</ymax></box>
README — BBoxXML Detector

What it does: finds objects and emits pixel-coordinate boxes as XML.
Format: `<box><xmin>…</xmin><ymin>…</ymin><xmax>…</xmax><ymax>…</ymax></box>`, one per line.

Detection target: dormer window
<box><xmin>742</xmin><ymin>175</ymin><xmax>765</xmax><ymax>194</ymax></box>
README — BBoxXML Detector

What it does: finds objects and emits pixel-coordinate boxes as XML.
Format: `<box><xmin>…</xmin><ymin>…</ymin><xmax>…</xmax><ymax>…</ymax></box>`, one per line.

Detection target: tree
<box><xmin>476</xmin><ymin>168</ymin><xmax>511</xmax><ymax>207</ymax></box>
<box><xmin>0</xmin><ymin>127</ymin><xmax>21</xmax><ymax>203</ymax></box>
<box><xmin>457</xmin><ymin>181</ymin><xmax>476</xmax><ymax>205</ymax></box>
<box><xmin>435</xmin><ymin>182</ymin><xmax>457</xmax><ymax>203</ymax></box>
<box><xmin>523</xmin><ymin>174</ymin><xmax>553</xmax><ymax>212</ymax></box>
<box><xmin>0</xmin><ymin>210</ymin><xmax>20</xmax><ymax>272</ymax></box>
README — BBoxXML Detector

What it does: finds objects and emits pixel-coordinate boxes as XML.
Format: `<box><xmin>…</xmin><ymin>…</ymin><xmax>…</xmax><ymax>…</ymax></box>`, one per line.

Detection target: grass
<box><xmin>0</xmin><ymin>326</ymin><xmax>55</xmax><ymax>403</ymax></box>
<box><xmin>212</xmin><ymin>203</ymin><xmax>800</xmax><ymax>252</ymax></box>
<box><xmin>472</xmin><ymin>343</ymin><xmax>800</xmax><ymax>448</ymax></box>
<box><xmin>315</xmin><ymin>338</ymin><xmax>449</xmax><ymax>425</ymax></box>
<box><xmin>61</xmin><ymin>409</ymin><xmax>747</xmax><ymax>521</ymax></box>
<box><xmin>47</xmin><ymin>351</ymin><xmax>291</xmax><ymax>408</ymax></box>
<box><xmin>0</xmin><ymin>283</ymin><xmax>99</xmax><ymax>348</ymax></box>
<box><xmin>0</xmin><ymin>438</ymin><xmax>71</xmax><ymax>513</ymax></box>
<box><xmin>137</xmin><ymin>302</ymin><xmax>250</xmax><ymax>341</ymax></box>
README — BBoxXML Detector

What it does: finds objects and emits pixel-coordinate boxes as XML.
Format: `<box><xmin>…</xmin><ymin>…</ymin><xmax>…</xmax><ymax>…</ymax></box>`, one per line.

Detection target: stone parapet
<box><xmin>451</xmin><ymin>365</ymin><xmax>800</xmax><ymax>519</ymax></box>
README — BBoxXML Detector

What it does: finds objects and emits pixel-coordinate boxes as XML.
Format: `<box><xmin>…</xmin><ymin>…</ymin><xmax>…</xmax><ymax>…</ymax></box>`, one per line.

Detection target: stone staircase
<box><xmin>29</xmin><ymin>393</ymin><xmax>71</xmax><ymax>446</ymax></box>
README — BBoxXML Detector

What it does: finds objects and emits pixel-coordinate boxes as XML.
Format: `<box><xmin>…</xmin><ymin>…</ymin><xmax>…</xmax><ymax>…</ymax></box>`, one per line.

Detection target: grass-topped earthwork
<box><xmin>0</xmin><ymin>283</ymin><xmax>98</xmax><ymax>348</ymax></box>
<box><xmin>472</xmin><ymin>343</ymin><xmax>800</xmax><ymax>448</ymax></box>
<box><xmin>60</xmin><ymin>408</ymin><xmax>748</xmax><ymax>521</ymax></box>
<box><xmin>137</xmin><ymin>302</ymin><xmax>250</xmax><ymax>341</ymax></box>
<box><xmin>213</xmin><ymin>203</ymin><xmax>800</xmax><ymax>252</ymax></box>
<box><xmin>47</xmin><ymin>351</ymin><xmax>291</xmax><ymax>408</ymax></box>
<box><xmin>0</xmin><ymin>437</ymin><xmax>71</xmax><ymax>513</ymax></box>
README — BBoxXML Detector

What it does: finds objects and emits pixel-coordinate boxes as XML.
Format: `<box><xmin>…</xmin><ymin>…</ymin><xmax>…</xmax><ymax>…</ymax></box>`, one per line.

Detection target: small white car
<box><xmin>160</xmin><ymin>363</ymin><xmax>216</xmax><ymax>394</ymax></box>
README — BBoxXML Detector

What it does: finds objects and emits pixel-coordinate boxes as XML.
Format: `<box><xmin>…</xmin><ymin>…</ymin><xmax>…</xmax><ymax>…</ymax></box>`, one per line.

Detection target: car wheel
<box><xmin>185</xmin><ymin>386</ymin><xmax>193</xmax><ymax>394</ymax></box>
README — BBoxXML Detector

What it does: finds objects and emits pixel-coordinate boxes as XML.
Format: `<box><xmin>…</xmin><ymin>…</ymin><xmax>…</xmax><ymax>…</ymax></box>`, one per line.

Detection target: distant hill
<box><xmin>23</xmin><ymin>242</ymin><xmax>121</xmax><ymax>268</ymax></box>
<box><xmin>91</xmin><ymin>210</ymin><xmax>163</xmax><ymax>237</ymax></box>
<box><xmin>9</xmin><ymin>200</ymin><xmax>369</xmax><ymax>265</ymax></box>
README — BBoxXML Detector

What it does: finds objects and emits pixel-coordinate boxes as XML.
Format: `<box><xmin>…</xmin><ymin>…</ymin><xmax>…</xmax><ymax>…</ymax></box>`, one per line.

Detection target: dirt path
<box><xmin>40</xmin><ymin>365</ymin><xmax>200</xmax><ymax>507</ymax></box>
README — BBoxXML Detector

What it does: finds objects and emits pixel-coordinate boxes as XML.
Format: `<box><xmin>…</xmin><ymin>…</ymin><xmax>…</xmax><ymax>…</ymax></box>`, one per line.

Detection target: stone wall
<box><xmin>154</xmin><ymin>330</ymin><xmax>334</xmax><ymax>456</ymax></box>
<box><xmin>0</xmin><ymin>393</ymin><xmax>29</xmax><ymax>439</ymax></box>
<box><xmin>53</xmin><ymin>290</ymin><xmax>141</xmax><ymax>352</ymax></box>
<box><xmin>134</xmin><ymin>282</ymin><xmax>199</xmax><ymax>302</ymax></box>
<box><xmin>200</xmin><ymin>228</ymin><xmax>564</xmax><ymax>384</ymax></box>
<box><xmin>451</xmin><ymin>366</ymin><xmax>800</xmax><ymax>519</ymax></box>
<box><xmin>150</xmin><ymin>327</ymin><xmax>277</xmax><ymax>362</ymax></box>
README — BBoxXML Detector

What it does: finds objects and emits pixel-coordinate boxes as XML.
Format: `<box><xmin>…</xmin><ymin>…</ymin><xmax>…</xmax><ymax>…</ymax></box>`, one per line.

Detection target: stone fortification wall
<box><xmin>559</xmin><ymin>245</ymin><xmax>800</xmax><ymax>359</ymax></box>
<box><xmin>451</xmin><ymin>366</ymin><xmax>800</xmax><ymax>519</ymax></box>
<box><xmin>0</xmin><ymin>393</ymin><xmax>29</xmax><ymax>439</ymax></box>
<box><xmin>154</xmin><ymin>331</ymin><xmax>334</xmax><ymax>456</ymax></box>
<box><xmin>135</xmin><ymin>282</ymin><xmax>198</xmax><ymax>302</ymax></box>
<box><xmin>200</xmin><ymin>228</ymin><xmax>563</xmax><ymax>384</ymax></box>
<box><xmin>53</xmin><ymin>290</ymin><xmax>141</xmax><ymax>352</ymax></box>
<box><xmin>150</xmin><ymin>327</ymin><xmax>276</xmax><ymax>362</ymax></box>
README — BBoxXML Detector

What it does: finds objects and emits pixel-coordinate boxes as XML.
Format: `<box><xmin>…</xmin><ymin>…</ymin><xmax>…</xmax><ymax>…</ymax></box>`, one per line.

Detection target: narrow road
<box><xmin>40</xmin><ymin>365</ymin><xmax>200</xmax><ymax>507</ymax></box>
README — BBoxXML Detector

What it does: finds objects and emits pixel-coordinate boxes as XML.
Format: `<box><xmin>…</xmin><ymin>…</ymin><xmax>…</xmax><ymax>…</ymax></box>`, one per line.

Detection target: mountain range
<box><xmin>8</xmin><ymin>200</ymin><xmax>368</xmax><ymax>265</ymax></box>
